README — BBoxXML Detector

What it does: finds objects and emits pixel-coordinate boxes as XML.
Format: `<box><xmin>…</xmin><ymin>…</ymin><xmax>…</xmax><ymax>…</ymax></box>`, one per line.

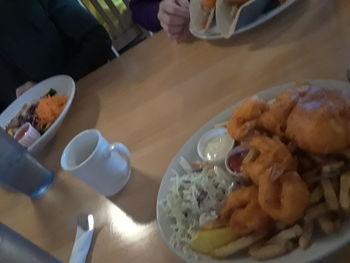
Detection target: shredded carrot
<box><xmin>35</xmin><ymin>95</ymin><xmax>68</xmax><ymax>131</ymax></box>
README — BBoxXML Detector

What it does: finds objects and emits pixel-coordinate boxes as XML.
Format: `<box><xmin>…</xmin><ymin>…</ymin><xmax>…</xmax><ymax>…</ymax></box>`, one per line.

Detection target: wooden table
<box><xmin>1</xmin><ymin>0</ymin><xmax>350</xmax><ymax>262</ymax></box>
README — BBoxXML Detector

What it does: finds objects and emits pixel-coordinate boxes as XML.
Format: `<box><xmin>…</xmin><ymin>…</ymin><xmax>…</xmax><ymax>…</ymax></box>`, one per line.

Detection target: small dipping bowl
<box><xmin>14</xmin><ymin>122</ymin><xmax>41</xmax><ymax>148</ymax></box>
<box><xmin>197</xmin><ymin>128</ymin><xmax>234</xmax><ymax>164</ymax></box>
<box><xmin>225</xmin><ymin>146</ymin><xmax>249</xmax><ymax>177</ymax></box>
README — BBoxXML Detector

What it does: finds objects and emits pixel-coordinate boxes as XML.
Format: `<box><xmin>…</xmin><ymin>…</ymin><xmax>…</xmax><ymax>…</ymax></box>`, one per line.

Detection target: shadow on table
<box><xmin>209</xmin><ymin>0</ymin><xmax>331</xmax><ymax>50</ymax></box>
<box><xmin>107</xmin><ymin>168</ymin><xmax>160</xmax><ymax>224</ymax></box>
<box><xmin>33</xmin><ymin>89</ymin><xmax>101</xmax><ymax>174</ymax></box>
<box><xmin>29</xmin><ymin>174</ymin><xmax>105</xmax><ymax>256</ymax></box>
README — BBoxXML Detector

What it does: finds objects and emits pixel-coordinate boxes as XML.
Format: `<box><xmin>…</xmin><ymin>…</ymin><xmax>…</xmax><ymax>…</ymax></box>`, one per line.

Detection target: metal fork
<box><xmin>69</xmin><ymin>214</ymin><xmax>94</xmax><ymax>263</ymax></box>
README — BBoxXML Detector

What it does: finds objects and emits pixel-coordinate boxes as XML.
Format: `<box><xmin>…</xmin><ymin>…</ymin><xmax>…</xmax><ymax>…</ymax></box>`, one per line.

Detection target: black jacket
<box><xmin>0</xmin><ymin>0</ymin><xmax>112</xmax><ymax>112</ymax></box>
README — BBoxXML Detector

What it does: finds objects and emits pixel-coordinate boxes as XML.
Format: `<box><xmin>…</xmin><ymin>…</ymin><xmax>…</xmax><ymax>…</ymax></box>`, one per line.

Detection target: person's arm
<box><xmin>39</xmin><ymin>0</ymin><xmax>112</xmax><ymax>80</ymax></box>
<box><xmin>130</xmin><ymin>0</ymin><xmax>162</xmax><ymax>32</ymax></box>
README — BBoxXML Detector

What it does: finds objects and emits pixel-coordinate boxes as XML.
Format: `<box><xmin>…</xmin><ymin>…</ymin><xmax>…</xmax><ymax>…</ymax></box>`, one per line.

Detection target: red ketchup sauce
<box><xmin>227</xmin><ymin>149</ymin><xmax>249</xmax><ymax>173</ymax></box>
<box><xmin>15</xmin><ymin>126</ymin><xmax>29</xmax><ymax>141</ymax></box>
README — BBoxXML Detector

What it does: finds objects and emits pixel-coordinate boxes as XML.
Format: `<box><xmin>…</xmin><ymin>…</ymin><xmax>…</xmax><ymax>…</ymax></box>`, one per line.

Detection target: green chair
<box><xmin>80</xmin><ymin>0</ymin><xmax>150</xmax><ymax>53</ymax></box>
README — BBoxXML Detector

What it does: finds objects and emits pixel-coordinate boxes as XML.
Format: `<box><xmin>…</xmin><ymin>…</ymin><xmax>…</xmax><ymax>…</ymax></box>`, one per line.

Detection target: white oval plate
<box><xmin>0</xmin><ymin>75</ymin><xmax>75</xmax><ymax>153</ymax></box>
<box><xmin>156</xmin><ymin>79</ymin><xmax>350</xmax><ymax>263</ymax></box>
<box><xmin>190</xmin><ymin>0</ymin><xmax>299</xmax><ymax>40</ymax></box>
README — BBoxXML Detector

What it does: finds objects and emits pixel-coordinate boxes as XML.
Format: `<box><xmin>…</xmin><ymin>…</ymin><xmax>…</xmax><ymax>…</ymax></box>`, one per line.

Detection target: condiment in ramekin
<box><xmin>14</xmin><ymin>122</ymin><xmax>41</xmax><ymax>148</ymax></box>
<box><xmin>197</xmin><ymin>128</ymin><xmax>234</xmax><ymax>163</ymax></box>
<box><xmin>225</xmin><ymin>146</ymin><xmax>249</xmax><ymax>176</ymax></box>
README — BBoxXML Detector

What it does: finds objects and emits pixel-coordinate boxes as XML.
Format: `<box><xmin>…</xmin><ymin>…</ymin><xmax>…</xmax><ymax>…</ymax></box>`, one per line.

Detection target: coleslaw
<box><xmin>161</xmin><ymin>157</ymin><xmax>235</xmax><ymax>256</ymax></box>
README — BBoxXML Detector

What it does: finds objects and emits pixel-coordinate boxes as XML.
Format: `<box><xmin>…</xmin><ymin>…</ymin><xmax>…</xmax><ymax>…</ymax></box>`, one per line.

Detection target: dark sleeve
<box><xmin>39</xmin><ymin>0</ymin><xmax>112</xmax><ymax>80</ymax></box>
<box><xmin>0</xmin><ymin>56</ymin><xmax>25</xmax><ymax>112</ymax></box>
<box><xmin>130</xmin><ymin>0</ymin><xmax>162</xmax><ymax>32</ymax></box>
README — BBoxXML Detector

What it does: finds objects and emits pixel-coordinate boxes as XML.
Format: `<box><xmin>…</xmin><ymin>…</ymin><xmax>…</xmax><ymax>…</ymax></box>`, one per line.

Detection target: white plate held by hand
<box><xmin>191</xmin><ymin>0</ymin><xmax>300</xmax><ymax>40</ymax></box>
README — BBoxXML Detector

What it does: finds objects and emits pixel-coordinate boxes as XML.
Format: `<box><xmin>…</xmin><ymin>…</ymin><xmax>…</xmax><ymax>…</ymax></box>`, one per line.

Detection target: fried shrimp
<box><xmin>259</xmin><ymin>171</ymin><xmax>310</xmax><ymax>225</ymax></box>
<box><xmin>220</xmin><ymin>186</ymin><xmax>273</xmax><ymax>236</ymax></box>
<box><xmin>258</xmin><ymin>86</ymin><xmax>310</xmax><ymax>136</ymax></box>
<box><xmin>242</xmin><ymin>136</ymin><xmax>295</xmax><ymax>185</ymax></box>
<box><xmin>227</xmin><ymin>96</ymin><xmax>268</xmax><ymax>141</ymax></box>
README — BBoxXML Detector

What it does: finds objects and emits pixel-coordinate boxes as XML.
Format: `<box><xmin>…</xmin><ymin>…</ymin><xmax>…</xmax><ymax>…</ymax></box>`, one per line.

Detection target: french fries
<box><xmin>211</xmin><ymin>171</ymin><xmax>345</xmax><ymax>260</ymax></box>
<box><xmin>189</xmin><ymin>131</ymin><xmax>349</xmax><ymax>261</ymax></box>
<box><xmin>211</xmin><ymin>231</ymin><xmax>267</xmax><ymax>258</ymax></box>
<box><xmin>310</xmin><ymin>185</ymin><xmax>323</xmax><ymax>205</ymax></box>
<box><xmin>249</xmin><ymin>241</ymin><xmax>294</xmax><ymax>260</ymax></box>
<box><xmin>321</xmin><ymin>179</ymin><xmax>339</xmax><ymax>211</ymax></box>
<box><xmin>298</xmin><ymin>220</ymin><xmax>314</xmax><ymax>249</ymax></box>
<box><xmin>321</xmin><ymin>162</ymin><xmax>344</xmax><ymax>177</ymax></box>
<box><xmin>304</xmin><ymin>202</ymin><xmax>329</xmax><ymax>221</ymax></box>
<box><xmin>266</xmin><ymin>225</ymin><xmax>303</xmax><ymax>244</ymax></box>
<box><xmin>317</xmin><ymin>214</ymin><xmax>340</xmax><ymax>234</ymax></box>
<box><xmin>246</xmin><ymin>225</ymin><xmax>301</xmax><ymax>260</ymax></box>
<box><xmin>340</xmin><ymin>172</ymin><xmax>350</xmax><ymax>212</ymax></box>
<box><xmin>206</xmin><ymin>169</ymin><xmax>348</xmax><ymax>261</ymax></box>
<box><xmin>331</xmin><ymin>177</ymin><xmax>340</xmax><ymax>196</ymax></box>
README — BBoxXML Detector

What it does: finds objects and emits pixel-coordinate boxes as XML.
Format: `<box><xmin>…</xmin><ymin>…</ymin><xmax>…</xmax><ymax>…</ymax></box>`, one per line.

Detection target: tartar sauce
<box><xmin>204</xmin><ymin>134</ymin><xmax>233</xmax><ymax>161</ymax></box>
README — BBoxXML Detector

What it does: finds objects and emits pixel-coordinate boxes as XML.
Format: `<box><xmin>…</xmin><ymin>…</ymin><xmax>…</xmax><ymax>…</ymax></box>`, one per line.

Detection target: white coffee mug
<box><xmin>60</xmin><ymin>129</ymin><xmax>131</xmax><ymax>196</ymax></box>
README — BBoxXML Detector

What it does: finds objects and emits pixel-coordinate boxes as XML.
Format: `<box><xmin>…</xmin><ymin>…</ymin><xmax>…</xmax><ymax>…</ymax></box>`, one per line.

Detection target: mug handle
<box><xmin>108</xmin><ymin>143</ymin><xmax>130</xmax><ymax>167</ymax></box>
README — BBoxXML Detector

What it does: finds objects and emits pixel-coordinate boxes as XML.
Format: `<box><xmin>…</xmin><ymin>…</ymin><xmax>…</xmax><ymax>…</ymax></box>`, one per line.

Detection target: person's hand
<box><xmin>16</xmin><ymin>81</ymin><xmax>36</xmax><ymax>98</ymax></box>
<box><xmin>158</xmin><ymin>0</ymin><xmax>190</xmax><ymax>40</ymax></box>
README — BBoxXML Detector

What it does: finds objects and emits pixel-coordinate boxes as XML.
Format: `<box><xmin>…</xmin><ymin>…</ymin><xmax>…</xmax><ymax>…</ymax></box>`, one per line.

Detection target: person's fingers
<box><xmin>16</xmin><ymin>88</ymin><xmax>22</xmax><ymax>98</ymax></box>
<box><xmin>16</xmin><ymin>81</ymin><xmax>35</xmax><ymax>98</ymax></box>
<box><xmin>162</xmin><ymin>21</ymin><xmax>185</xmax><ymax>40</ymax></box>
<box><xmin>160</xmin><ymin>20</ymin><xmax>184</xmax><ymax>34</ymax></box>
<box><xmin>169</xmin><ymin>34</ymin><xmax>178</xmax><ymax>41</ymax></box>
<box><xmin>160</xmin><ymin>0</ymin><xmax>189</xmax><ymax>17</ymax></box>
<box><xmin>158</xmin><ymin>0</ymin><xmax>190</xmax><ymax>41</ymax></box>
<box><xmin>157</xmin><ymin>6</ymin><xmax>164</xmax><ymax>20</ymax></box>
<box><xmin>168</xmin><ymin>25</ymin><xmax>185</xmax><ymax>35</ymax></box>
<box><xmin>160</xmin><ymin>17</ymin><xmax>190</xmax><ymax>41</ymax></box>
<box><xmin>166</xmin><ymin>24</ymin><xmax>189</xmax><ymax>41</ymax></box>
<box><xmin>168</xmin><ymin>32</ymin><xmax>183</xmax><ymax>41</ymax></box>
<box><xmin>176</xmin><ymin>0</ymin><xmax>189</xmax><ymax>8</ymax></box>
<box><xmin>165</xmin><ymin>14</ymin><xmax>187</xmax><ymax>26</ymax></box>
<box><xmin>158</xmin><ymin>6</ymin><xmax>188</xmax><ymax>27</ymax></box>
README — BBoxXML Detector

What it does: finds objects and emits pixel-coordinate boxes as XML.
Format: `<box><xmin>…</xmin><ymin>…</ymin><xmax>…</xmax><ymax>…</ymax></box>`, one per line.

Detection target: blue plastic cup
<box><xmin>0</xmin><ymin>128</ymin><xmax>54</xmax><ymax>198</ymax></box>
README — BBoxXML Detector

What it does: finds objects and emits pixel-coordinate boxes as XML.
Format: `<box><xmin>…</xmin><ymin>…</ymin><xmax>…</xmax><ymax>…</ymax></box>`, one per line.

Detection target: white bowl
<box><xmin>197</xmin><ymin>127</ymin><xmax>234</xmax><ymax>163</ymax></box>
<box><xmin>0</xmin><ymin>75</ymin><xmax>75</xmax><ymax>153</ymax></box>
